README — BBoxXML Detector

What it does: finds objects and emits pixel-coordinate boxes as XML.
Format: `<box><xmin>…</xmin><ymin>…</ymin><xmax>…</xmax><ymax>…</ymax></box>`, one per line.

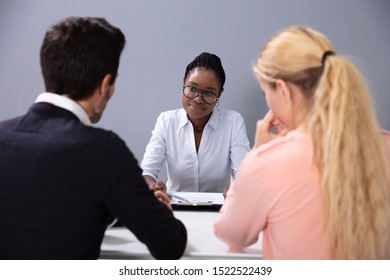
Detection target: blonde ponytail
<box><xmin>309</xmin><ymin>55</ymin><xmax>390</xmax><ymax>259</ymax></box>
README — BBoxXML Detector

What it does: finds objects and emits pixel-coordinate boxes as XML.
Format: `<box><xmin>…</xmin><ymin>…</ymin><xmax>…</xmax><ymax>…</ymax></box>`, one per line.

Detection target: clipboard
<box><xmin>168</xmin><ymin>191</ymin><xmax>224</xmax><ymax>211</ymax></box>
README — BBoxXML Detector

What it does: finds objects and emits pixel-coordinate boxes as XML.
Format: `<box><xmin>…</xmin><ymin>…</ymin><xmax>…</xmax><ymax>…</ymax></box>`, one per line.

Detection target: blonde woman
<box><xmin>214</xmin><ymin>26</ymin><xmax>390</xmax><ymax>259</ymax></box>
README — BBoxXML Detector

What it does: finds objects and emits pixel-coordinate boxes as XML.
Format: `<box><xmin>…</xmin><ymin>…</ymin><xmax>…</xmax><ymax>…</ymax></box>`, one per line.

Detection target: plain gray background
<box><xmin>1</xmin><ymin>0</ymin><xmax>389</xmax><ymax>169</ymax></box>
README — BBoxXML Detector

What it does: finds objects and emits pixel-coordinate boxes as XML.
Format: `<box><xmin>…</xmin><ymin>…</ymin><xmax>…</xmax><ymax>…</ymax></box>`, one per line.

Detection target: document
<box><xmin>168</xmin><ymin>192</ymin><xmax>224</xmax><ymax>208</ymax></box>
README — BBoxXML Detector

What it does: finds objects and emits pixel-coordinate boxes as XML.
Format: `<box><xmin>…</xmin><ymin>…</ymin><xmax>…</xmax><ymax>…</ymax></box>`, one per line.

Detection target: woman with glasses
<box><xmin>215</xmin><ymin>26</ymin><xmax>390</xmax><ymax>259</ymax></box>
<box><xmin>141</xmin><ymin>52</ymin><xmax>250</xmax><ymax>193</ymax></box>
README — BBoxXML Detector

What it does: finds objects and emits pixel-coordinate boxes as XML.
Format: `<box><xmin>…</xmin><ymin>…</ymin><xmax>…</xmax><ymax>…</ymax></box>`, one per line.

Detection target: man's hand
<box><xmin>154</xmin><ymin>190</ymin><xmax>172</xmax><ymax>211</ymax></box>
<box><xmin>148</xmin><ymin>180</ymin><xmax>167</xmax><ymax>193</ymax></box>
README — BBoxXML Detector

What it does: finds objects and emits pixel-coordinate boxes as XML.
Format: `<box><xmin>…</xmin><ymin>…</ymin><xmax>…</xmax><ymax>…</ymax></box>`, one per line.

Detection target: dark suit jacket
<box><xmin>0</xmin><ymin>102</ymin><xmax>187</xmax><ymax>259</ymax></box>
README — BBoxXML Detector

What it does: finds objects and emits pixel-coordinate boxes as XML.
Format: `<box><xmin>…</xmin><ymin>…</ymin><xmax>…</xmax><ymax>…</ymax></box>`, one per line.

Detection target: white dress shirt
<box><xmin>35</xmin><ymin>92</ymin><xmax>91</xmax><ymax>125</ymax></box>
<box><xmin>141</xmin><ymin>108</ymin><xmax>251</xmax><ymax>192</ymax></box>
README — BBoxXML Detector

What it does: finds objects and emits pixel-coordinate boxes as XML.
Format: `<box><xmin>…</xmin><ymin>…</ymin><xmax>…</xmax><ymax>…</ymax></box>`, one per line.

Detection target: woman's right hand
<box><xmin>253</xmin><ymin>110</ymin><xmax>290</xmax><ymax>149</ymax></box>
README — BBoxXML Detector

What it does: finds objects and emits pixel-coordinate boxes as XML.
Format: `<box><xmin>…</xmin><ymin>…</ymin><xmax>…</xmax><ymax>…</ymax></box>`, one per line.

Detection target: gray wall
<box><xmin>1</xmin><ymin>0</ymin><xmax>389</xmax><ymax>166</ymax></box>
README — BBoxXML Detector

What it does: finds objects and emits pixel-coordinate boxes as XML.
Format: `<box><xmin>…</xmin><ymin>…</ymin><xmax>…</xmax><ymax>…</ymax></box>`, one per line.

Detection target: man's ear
<box><xmin>99</xmin><ymin>74</ymin><xmax>114</xmax><ymax>98</ymax></box>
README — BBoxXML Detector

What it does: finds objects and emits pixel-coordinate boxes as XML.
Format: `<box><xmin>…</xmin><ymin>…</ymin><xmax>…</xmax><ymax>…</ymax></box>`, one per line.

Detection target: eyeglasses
<box><xmin>182</xmin><ymin>86</ymin><xmax>219</xmax><ymax>104</ymax></box>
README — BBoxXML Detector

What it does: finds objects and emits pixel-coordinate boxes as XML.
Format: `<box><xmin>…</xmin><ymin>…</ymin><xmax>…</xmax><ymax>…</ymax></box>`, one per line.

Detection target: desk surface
<box><xmin>100</xmin><ymin>210</ymin><xmax>263</xmax><ymax>260</ymax></box>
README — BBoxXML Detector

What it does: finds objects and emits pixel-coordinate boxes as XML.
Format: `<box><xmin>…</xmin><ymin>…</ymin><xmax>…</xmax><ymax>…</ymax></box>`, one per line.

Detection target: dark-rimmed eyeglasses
<box><xmin>182</xmin><ymin>86</ymin><xmax>219</xmax><ymax>104</ymax></box>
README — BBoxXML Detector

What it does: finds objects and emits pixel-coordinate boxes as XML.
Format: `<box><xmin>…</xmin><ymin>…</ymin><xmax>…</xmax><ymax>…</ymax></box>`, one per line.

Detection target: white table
<box><xmin>100</xmin><ymin>210</ymin><xmax>262</xmax><ymax>259</ymax></box>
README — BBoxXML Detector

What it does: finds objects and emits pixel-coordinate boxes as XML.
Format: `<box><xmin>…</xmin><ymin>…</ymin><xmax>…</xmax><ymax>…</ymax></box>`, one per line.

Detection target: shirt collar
<box><xmin>179</xmin><ymin>109</ymin><xmax>189</xmax><ymax>128</ymax></box>
<box><xmin>207</xmin><ymin>108</ymin><xmax>220</xmax><ymax>130</ymax></box>
<box><xmin>35</xmin><ymin>92</ymin><xmax>92</xmax><ymax>126</ymax></box>
<box><xmin>179</xmin><ymin>108</ymin><xmax>220</xmax><ymax>130</ymax></box>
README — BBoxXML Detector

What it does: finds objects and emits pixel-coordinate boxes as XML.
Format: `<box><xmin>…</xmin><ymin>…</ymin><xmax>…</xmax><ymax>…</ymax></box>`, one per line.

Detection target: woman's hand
<box><xmin>253</xmin><ymin>110</ymin><xmax>290</xmax><ymax>148</ymax></box>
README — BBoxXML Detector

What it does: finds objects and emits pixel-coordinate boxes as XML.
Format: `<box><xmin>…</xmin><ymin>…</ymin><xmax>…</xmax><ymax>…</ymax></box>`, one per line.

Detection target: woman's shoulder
<box><xmin>217</xmin><ymin>108</ymin><xmax>243</xmax><ymax>116</ymax></box>
<box><xmin>154</xmin><ymin>109</ymin><xmax>188</xmax><ymax>130</ymax></box>
<box><xmin>216</xmin><ymin>109</ymin><xmax>245</xmax><ymax>122</ymax></box>
<box><xmin>158</xmin><ymin>108</ymin><xmax>185</xmax><ymax>120</ymax></box>
<box><xmin>252</xmin><ymin>131</ymin><xmax>310</xmax><ymax>158</ymax></box>
<box><xmin>242</xmin><ymin>131</ymin><xmax>313</xmax><ymax>181</ymax></box>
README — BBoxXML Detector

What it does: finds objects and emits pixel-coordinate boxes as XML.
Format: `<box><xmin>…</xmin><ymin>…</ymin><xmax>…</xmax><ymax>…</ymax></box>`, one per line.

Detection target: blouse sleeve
<box><xmin>214</xmin><ymin>148</ymin><xmax>269</xmax><ymax>250</ymax></box>
<box><xmin>140</xmin><ymin>113</ymin><xmax>167</xmax><ymax>180</ymax></box>
<box><xmin>230</xmin><ymin>113</ymin><xmax>251</xmax><ymax>179</ymax></box>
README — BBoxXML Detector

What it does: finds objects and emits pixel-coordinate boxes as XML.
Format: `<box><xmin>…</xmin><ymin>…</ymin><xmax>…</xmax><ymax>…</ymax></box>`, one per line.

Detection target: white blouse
<box><xmin>141</xmin><ymin>108</ymin><xmax>250</xmax><ymax>192</ymax></box>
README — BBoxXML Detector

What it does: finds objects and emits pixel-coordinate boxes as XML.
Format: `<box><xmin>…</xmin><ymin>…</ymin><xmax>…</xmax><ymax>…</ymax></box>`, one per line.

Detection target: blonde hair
<box><xmin>253</xmin><ymin>26</ymin><xmax>390</xmax><ymax>259</ymax></box>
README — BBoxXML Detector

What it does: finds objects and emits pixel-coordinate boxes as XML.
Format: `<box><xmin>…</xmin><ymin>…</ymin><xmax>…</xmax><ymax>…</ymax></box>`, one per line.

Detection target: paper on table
<box><xmin>168</xmin><ymin>191</ymin><xmax>224</xmax><ymax>206</ymax></box>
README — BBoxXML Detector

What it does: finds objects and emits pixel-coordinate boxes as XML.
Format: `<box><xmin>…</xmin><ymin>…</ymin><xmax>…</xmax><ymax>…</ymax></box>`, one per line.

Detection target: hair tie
<box><xmin>321</xmin><ymin>50</ymin><xmax>335</xmax><ymax>65</ymax></box>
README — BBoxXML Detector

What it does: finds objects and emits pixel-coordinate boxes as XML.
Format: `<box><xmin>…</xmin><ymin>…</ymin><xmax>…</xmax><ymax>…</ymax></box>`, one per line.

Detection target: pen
<box><xmin>167</xmin><ymin>192</ymin><xmax>190</xmax><ymax>202</ymax></box>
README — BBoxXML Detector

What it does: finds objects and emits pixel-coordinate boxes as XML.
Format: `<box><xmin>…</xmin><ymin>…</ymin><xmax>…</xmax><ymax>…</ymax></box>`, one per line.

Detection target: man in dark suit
<box><xmin>0</xmin><ymin>16</ymin><xmax>186</xmax><ymax>259</ymax></box>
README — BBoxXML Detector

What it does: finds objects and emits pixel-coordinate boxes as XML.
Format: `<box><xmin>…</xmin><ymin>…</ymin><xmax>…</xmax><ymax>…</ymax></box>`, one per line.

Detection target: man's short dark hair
<box><xmin>40</xmin><ymin>17</ymin><xmax>126</xmax><ymax>100</ymax></box>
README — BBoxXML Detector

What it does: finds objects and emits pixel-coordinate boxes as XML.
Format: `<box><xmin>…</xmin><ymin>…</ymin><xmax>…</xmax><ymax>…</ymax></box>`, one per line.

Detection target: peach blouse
<box><xmin>214</xmin><ymin>130</ymin><xmax>390</xmax><ymax>259</ymax></box>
